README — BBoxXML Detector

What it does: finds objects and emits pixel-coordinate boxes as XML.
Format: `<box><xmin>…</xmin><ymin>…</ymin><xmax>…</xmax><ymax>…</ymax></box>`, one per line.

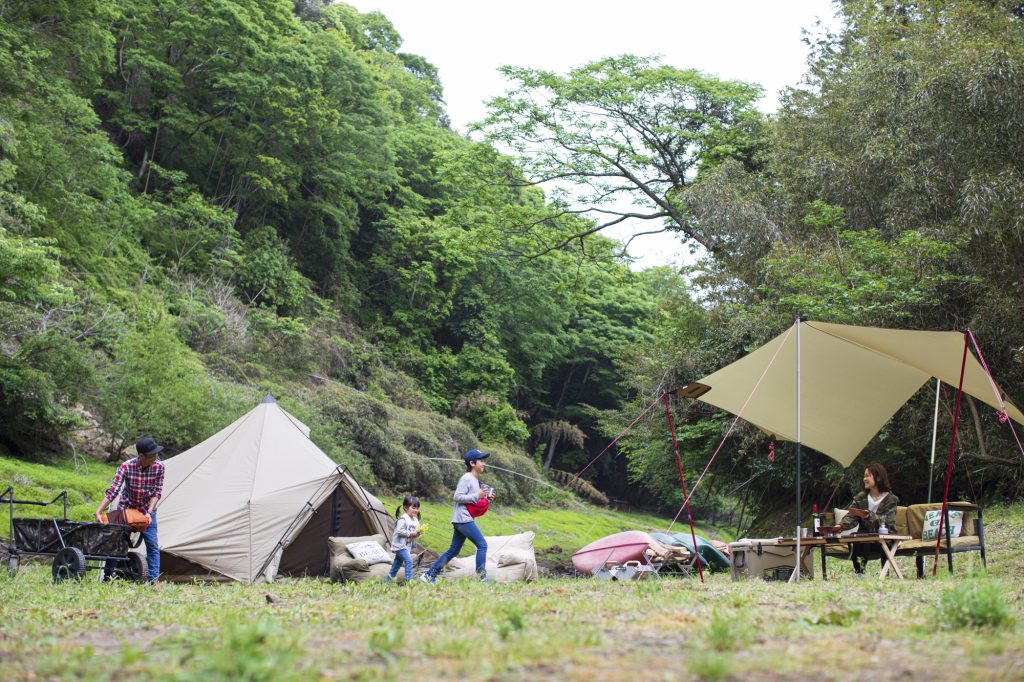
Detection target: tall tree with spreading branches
<box><xmin>477</xmin><ymin>55</ymin><xmax>767</xmax><ymax>260</ymax></box>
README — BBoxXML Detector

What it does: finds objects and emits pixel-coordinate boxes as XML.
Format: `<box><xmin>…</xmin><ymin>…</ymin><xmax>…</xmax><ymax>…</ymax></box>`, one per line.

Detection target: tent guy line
<box><xmin>422</xmin><ymin>457</ymin><xmax>567</xmax><ymax>491</ymax></box>
<box><xmin>968</xmin><ymin>329</ymin><xmax>1024</xmax><ymax>459</ymax></box>
<box><xmin>575</xmin><ymin>392</ymin><xmax>664</xmax><ymax>478</ymax></box>
<box><xmin>667</xmin><ymin>324</ymin><xmax>796</xmax><ymax>532</ymax></box>
<box><xmin>663</xmin><ymin>392</ymin><xmax>705</xmax><ymax>582</ymax></box>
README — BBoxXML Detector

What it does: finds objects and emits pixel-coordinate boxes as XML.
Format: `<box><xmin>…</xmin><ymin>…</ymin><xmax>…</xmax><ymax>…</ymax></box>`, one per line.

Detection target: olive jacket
<box><xmin>840</xmin><ymin>490</ymin><xmax>899</xmax><ymax>533</ymax></box>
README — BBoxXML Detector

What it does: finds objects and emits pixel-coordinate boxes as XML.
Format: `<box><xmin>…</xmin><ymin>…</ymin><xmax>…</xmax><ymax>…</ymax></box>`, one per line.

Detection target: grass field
<box><xmin>2</xmin><ymin>502</ymin><xmax>1023</xmax><ymax>680</ymax></box>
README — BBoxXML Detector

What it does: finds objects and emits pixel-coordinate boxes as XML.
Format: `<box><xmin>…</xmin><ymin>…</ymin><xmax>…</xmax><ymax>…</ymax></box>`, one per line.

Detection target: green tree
<box><xmin>98</xmin><ymin>319</ymin><xmax>219</xmax><ymax>454</ymax></box>
<box><xmin>479</xmin><ymin>55</ymin><xmax>766</xmax><ymax>259</ymax></box>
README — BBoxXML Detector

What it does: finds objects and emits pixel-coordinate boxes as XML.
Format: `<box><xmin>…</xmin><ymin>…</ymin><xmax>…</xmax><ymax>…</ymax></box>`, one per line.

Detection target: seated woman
<box><xmin>840</xmin><ymin>462</ymin><xmax>899</xmax><ymax>575</ymax></box>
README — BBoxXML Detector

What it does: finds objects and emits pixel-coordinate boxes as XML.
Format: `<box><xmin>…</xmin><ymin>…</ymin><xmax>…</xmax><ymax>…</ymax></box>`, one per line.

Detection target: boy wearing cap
<box><xmin>421</xmin><ymin>448</ymin><xmax>493</xmax><ymax>584</ymax></box>
<box><xmin>95</xmin><ymin>436</ymin><xmax>166</xmax><ymax>582</ymax></box>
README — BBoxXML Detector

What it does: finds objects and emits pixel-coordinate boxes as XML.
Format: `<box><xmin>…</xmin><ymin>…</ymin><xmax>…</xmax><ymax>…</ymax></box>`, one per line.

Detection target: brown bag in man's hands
<box><xmin>101</xmin><ymin>508</ymin><xmax>151</xmax><ymax>532</ymax></box>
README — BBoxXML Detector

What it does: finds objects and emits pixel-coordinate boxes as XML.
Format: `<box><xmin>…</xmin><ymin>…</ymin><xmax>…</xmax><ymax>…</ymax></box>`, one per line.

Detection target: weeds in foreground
<box><xmin>496</xmin><ymin>604</ymin><xmax>527</xmax><ymax>640</ymax></box>
<box><xmin>368</xmin><ymin>624</ymin><xmax>405</xmax><ymax>661</ymax></box>
<box><xmin>181</xmin><ymin>617</ymin><xmax>301</xmax><ymax>681</ymax></box>
<box><xmin>706</xmin><ymin>609</ymin><xmax>744</xmax><ymax>652</ymax></box>
<box><xmin>936</xmin><ymin>578</ymin><xmax>1015</xmax><ymax>630</ymax></box>
<box><xmin>689</xmin><ymin>649</ymin><xmax>733</xmax><ymax>680</ymax></box>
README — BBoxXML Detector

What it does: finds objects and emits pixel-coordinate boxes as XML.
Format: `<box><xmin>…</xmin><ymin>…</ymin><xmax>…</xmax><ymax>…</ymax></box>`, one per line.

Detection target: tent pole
<box><xmin>934</xmin><ymin>335</ymin><xmax>968</xmax><ymax>576</ymax></box>
<box><xmin>795</xmin><ymin>314</ymin><xmax>802</xmax><ymax>581</ymax></box>
<box><xmin>663</xmin><ymin>392</ymin><xmax>704</xmax><ymax>582</ymax></box>
<box><xmin>928</xmin><ymin>379</ymin><xmax>941</xmax><ymax>503</ymax></box>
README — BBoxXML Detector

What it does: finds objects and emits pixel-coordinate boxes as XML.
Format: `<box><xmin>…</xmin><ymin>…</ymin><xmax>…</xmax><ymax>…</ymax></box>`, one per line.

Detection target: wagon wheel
<box><xmin>52</xmin><ymin>547</ymin><xmax>87</xmax><ymax>583</ymax></box>
<box><xmin>101</xmin><ymin>558</ymin><xmax>123</xmax><ymax>582</ymax></box>
<box><xmin>121</xmin><ymin>553</ymin><xmax>149</xmax><ymax>583</ymax></box>
<box><xmin>103</xmin><ymin>553</ymin><xmax>149</xmax><ymax>583</ymax></box>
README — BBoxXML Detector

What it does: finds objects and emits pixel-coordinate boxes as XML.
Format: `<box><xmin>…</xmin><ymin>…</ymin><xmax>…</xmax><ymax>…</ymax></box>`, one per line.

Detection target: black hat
<box><xmin>136</xmin><ymin>436</ymin><xmax>164</xmax><ymax>457</ymax></box>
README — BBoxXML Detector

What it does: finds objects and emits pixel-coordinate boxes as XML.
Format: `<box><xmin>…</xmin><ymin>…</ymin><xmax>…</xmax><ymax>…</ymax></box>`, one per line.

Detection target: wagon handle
<box><xmin>3</xmin><ymin>486</ymin><xmax>11</xmax><ymax>554</ymax></box>
<box><xmin>1</xmin><ymin>489</ymin><xmax>68</xmax><ymax>511</ymax></box>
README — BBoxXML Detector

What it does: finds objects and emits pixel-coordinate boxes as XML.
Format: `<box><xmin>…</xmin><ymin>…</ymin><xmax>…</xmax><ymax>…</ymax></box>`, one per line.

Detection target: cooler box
<box><xmin>728</xmin><ymin>538</ymin><xmax>814</xmax><ymax>581</ymax></box>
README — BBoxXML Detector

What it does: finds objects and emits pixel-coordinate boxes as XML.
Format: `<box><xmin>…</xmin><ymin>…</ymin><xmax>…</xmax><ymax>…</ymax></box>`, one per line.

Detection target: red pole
<box><xmin>663</xmin><ymin>392</ymin><xmax>705</xmax><ymax>582</ymax></box>
<box><xmin>933</xmin><ymin>335</ymin><xmax>969</xmax><ymax>576</ymax></box>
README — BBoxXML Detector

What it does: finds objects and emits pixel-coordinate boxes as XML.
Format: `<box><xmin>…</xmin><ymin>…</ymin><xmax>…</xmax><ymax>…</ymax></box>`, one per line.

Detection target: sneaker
<box><xmin>419</xmin><ymin>573</ymin><xmax>436</xmax><ymax>585</ymax></box>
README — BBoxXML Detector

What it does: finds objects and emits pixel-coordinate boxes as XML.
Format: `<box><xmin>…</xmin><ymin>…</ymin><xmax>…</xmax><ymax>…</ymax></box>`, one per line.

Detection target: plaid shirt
<box><xmin>106</xmin><ymin>458</ymin><xmax>165</xmax><ymax>512</ymax></box>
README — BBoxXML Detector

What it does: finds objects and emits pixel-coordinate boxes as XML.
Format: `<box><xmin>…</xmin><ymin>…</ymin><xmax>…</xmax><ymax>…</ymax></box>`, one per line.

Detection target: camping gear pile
<box><xmin>572</xmin><ymin>531</ymin><xmax>692</xmax><ymax>578</ymax></box>
<box><xmin>650</xmin><ymin>532</ymin><xmax>731</xmax><ymax>572</ymax></box>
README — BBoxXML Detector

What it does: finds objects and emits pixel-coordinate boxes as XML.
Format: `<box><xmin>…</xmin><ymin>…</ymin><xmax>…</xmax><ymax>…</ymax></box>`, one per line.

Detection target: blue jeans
<box><xmin>426</xmin><ymin>521</ymin><xmax>487</xmax><ymax>578</ymax></box>
<box><xmin>141</xmin><ymin>511</ymin><xmax>159</xmax><ymax>582</ymax></box>
<box><xmin>387</xmin><ymin>548</ymin><xmax>413</xmax><ymax>581</ymax></box>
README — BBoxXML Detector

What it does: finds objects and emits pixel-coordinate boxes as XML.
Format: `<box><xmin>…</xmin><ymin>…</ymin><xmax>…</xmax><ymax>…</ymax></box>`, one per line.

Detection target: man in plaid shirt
<box><xmin>96</xmin><ymin>436</ymin><xmax>165</xmax><ymax>582</ymax></box>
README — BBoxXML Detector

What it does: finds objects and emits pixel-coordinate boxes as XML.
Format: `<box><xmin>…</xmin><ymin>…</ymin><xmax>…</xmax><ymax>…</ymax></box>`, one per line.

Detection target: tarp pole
<box><xmin>934</xmin><ymin>335</ymin><xmax>968</xmax><ymax>576</ymax></box>
<box><xmin>928</xmin><ymin>379</ymin><xmax>941</xmax><ymax>503</ymax></box>
<box><xmin>663</xmin><ymin>392</ymin><xmax>704</xmax><ymax>583</ymax></box>
<box><xmin>795</xmin><ymin>315</ymin><xmax>802</xmax><ymax>581</ymax></box>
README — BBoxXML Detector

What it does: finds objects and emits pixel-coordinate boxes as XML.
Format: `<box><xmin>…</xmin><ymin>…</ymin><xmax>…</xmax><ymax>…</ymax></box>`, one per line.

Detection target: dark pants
<box><xmin>426</xmin><ymin>521</ymin><xmax>488</xmax><ymax>579</ymax></box>
<box><xmin>851</xmin><ymin>542</ymin><xmax>887</xmax><ymax>574</ymax></box>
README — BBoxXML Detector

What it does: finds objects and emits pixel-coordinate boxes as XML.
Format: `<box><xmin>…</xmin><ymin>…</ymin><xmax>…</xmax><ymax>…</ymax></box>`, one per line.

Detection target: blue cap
<box><xmin>463</xmin><ymin>449</ymin><xmax>490</xmax><ymax>463</ymax></box>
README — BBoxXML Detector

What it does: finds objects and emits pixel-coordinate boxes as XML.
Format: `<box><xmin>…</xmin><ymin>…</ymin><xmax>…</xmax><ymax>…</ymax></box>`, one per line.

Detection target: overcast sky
<box><xmin>348</xmin><ymin>1</ymin><xmax>843</xmax><ymax>268</ymax></box>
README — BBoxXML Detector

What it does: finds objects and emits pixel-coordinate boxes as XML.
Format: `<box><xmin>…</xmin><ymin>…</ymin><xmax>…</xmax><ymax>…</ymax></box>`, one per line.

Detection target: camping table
<box><xmin>818</xmin><ymin>534</ymin><xmax>912</xmax><ymax>580</ymax></box>
<box><xmin>772</xmin><ymin>537</ymin><xmax>826</xmax><ymax>583</ymax></box>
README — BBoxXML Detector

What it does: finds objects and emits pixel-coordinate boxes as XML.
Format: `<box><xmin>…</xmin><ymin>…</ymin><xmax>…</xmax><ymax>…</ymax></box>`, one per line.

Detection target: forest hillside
<box><xmin>3</xmin><ymin>1</ymin><xmax>1024</xmax><ymax>527</ymax></box>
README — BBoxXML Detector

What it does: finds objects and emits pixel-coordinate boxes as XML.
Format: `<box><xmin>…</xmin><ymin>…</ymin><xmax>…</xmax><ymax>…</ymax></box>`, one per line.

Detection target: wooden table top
<box><xmin>818</xmin><ymin>533</ymin><xmax>911</xmax><ymax>543</ymax></box>
<box><xmin>768</xmin><ymin>534</ymin><xmax>912</xmax><ymax>546</ymax></box>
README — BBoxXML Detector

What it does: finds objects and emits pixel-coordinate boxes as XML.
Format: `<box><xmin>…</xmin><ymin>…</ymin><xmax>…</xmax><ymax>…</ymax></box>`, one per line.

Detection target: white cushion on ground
<box><xmin>346</xmin><ymin>540</ymin><xmax>391</xmax><ymax>565</ymax></box>
<box><xmin>444</xmin><ymin>531</ymin><xmax>538</xmax><ymax>582</ymax></box>
<box><xmin>496</xmin><ymin>547</ymin><xmax>532</xmax><ymax>567</ymax></box>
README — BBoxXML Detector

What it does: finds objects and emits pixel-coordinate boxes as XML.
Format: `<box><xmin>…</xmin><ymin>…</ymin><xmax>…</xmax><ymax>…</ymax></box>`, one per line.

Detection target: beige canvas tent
<box><xmin>155</xmin><ymin>395</ymin><xmax>393</xmax><ymax>583</ymax></box>
<box><xmin>674</xmin><ymin>320</ymin><xmax>1024</xmax><ymax>578</ymax></box>
<box><xmin>678</xmin><ymin>321</ymin><xmax>1024</xmax><ymax>467</ymax></box>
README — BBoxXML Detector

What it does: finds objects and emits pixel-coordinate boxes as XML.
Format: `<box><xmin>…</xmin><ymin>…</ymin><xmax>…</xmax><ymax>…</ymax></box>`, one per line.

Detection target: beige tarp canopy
<box><xmin>155</xmin><ymin>394</ymin><xmax>393</xmax><ymax>583</ymax></box>
<box><xmin>678</xmin><ymin>321</ymin><xmax>1024</xmax><ymax>467</ymax></box>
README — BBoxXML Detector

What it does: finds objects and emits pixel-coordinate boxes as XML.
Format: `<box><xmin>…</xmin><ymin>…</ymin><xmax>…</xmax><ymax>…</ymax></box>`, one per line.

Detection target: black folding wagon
<box><xmin>2</xmin><ymin>487</ymin><xmax>147</xmax><ymax>583</ymax></box>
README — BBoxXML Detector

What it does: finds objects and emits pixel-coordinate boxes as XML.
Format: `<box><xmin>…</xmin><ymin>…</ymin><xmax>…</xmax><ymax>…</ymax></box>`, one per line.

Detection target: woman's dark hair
<box><xmin>864</xmin><ymin>462</ymin><xmax>892</xmax><ymax>493</ymax></box>
<box><xmin>395</xmin><ymin>495</ymin><xmax>420</xmax><ymax>518</ymax></box>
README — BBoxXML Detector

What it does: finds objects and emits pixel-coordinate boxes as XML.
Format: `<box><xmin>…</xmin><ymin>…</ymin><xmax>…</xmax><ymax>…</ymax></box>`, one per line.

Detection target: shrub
<box><xmin>234</xmin><ymin>226</ymin><xmax>311</xmax><ymax>315</ymax></box>
<box><xmin>453</xmin><ymin>391</ymin><xmax>529</xmax><ymax>445</ymax></box>
<box><xmin>549</xmin><ymin>469</ymin><xmax>609</xmax><ymax>506</ymax></box>
<box><xmin>97</xmin><ymin>318</ymin><xmax>222</xmax><ymax>453</ymax></box>
<box><xmin>182</xmin><ymin>618</ymin><xmax>301</xmax><ymax>682</ymax></box>
<box><xmin>936</xmin><ymin>578</ymin><xmax>1014</xmax><ymax>630</ymax></box>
